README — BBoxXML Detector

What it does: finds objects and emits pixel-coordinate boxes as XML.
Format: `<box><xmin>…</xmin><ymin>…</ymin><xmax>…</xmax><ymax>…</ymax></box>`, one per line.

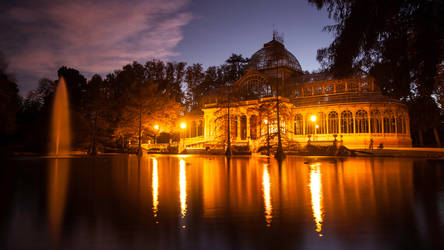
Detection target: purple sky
<box><xmin>0</xmin><ymin>0</ymin><xmax>334</xmax><ymax>95</ymax></box>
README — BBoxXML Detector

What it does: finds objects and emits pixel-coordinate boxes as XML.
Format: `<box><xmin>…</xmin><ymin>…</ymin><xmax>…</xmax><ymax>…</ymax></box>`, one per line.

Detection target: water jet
<box><xmin>49</xmin><ymin>77</ymin><xmax>71</xmax><ymax>156</ymax></box>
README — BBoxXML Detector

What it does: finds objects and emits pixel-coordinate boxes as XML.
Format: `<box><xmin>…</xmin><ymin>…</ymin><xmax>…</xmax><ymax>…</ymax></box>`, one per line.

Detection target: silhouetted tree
<box><xmin>0</xmin><ymin>55</ymin><xmax>20</xmax><ymax>146</ymax></box>
<box><xmin>309</xmin><ymin>0</ymin><xmax>444</xmax><ymax>146</ymax></box>
<box><xmin>224</xmin><ymin>53</ymin><xmax>249</xmax><ymax>83</ymax></box>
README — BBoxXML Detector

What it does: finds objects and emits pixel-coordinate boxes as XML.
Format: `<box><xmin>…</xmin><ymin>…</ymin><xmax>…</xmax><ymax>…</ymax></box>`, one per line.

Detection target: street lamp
<box><xmin>154</xmin><ymin>124</ymin><xmax>159</xmax><ymax>144</ymax></box>
<box><xmin>310</xmin><ymin>115</ymin><xmax>317</xmax><ymax>141</ymax></box>
<box><xmin>264</xmin><ymin>119</ymin><xmax>270</xmax><ymax>156</ymax></box>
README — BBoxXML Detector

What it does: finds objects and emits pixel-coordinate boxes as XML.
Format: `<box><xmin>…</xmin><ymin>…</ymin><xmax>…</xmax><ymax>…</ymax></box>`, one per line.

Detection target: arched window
<box><xmin>198</xmin><ymin>120</ymin><xmax>203</xmax><ymax>136</ymax></box>
<box><xmin>250</xmin><ymin>115</ymin><xmax>257</xmax><ymax>139</ymax></box>
<box><xmin>370</xmin><ymin>110</ymin><xmax>382</xmax><ymax>133</ymax></box>
<box><xmin>191</xmin><ymin>121</ymin><xmax>197</xmax><ymax>137</ymax></box>
<box><xmin>355</xmin><ymin>110</ymin><xmax>369</xmax><ymax>133</ymax></box>
<box><xmin>383</xmin><ymin>110</ymin><xmax>395</xmax><ymax>133</ymax></box>
<box><xmin>294</xmin><ymin>114</ymin><xmax>303</xmax><ymax>135</ymax></box>
<box><xmin>397</xmin><ymin>113</ymin><xmax>406</xmax><ymax>134</ymax></box>
<box><xmin>240</xmin><ymin>115</ymin><xmax>247</xmax><ymax>140</ymax></box>
<box><xmin>341</xmin><ymin>111</ymin><xmax>354</xmax><ymax>133</ymax></box>
<box><xmin>328</xmin><ymin>111</ymin><xmax>339</xmax><ymax>134</ymax></box>
<box><xmin>231</xmin><ymin>116</ymin><xmax>238</xmax><ymax>139</ymax></box>
<box><xmin>317</xmin><ymin>112</ymin><xmax>326</xmax><ymax>134</ymax></box>
<box><xmin>239</xmin><ymin>74</ymin><xmax>271</xmax><ymax>99</ymax></box>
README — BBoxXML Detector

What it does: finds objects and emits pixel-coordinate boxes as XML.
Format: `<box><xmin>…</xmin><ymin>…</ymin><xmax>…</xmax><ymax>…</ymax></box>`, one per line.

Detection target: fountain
<box><xmin>49</xmin><ymin>77</ymin><xmax>71</xmax><ymax>156</ymax></box>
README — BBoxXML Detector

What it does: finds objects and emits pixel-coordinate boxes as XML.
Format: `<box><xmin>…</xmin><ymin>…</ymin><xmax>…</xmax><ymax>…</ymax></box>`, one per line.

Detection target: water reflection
<box><xmin>179</xmin><ymin>158</ymin><xmax>187</xmax><ymax>219</ymax></box>
<box><xmin>4</xmin><ymin>156</ymin><xmax>444</xmax><ymax>250</ymax></box>
<box><xmin>47</xmin><ymin>159</ymin><xmax>70</xmax><ymax>244</ymax></box>
<box><xmin>262</xmin><ymin>164</ymin><xmax>273</xmax><ymax>227</ymax></box>
<box><xmin>309</xmin><ymin>162</ymin><xmax>324</xmax><ymax>237</ymax></box>
<box><xmin>152</xmin><ymin>158</ymin><xmax>159</xmax><ymax>222</ymax></box>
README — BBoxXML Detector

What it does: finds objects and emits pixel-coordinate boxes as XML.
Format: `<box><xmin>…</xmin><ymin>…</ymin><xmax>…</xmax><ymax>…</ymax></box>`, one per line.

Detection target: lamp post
<box><xmin>310</xmin><ymin>115</ymin><xmax>317</xmax><ymax>142</ymax></box>
<box><xmin>180</xmin><ymin>122</ymin><xmax>186</xmax><ymax>153</ymax></box>
<box><xmin>264</xmin><ymin>119</ymin><xmax>270</xmax><ymax>156</ymax></box>
<box><xmin>154</xmin><ymin>124</ymin><xmax>159</xmax><ymax>145</ymax></box>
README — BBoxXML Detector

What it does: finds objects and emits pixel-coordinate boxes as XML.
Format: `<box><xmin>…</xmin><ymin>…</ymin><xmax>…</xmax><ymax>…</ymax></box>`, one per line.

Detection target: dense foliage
<box><xmin>309</xmin><ymin>0</ymin><xmax>444</xmax><ymax>145</ymax></box>
<box><xmin>0</xmin><ymin>52</ymin><xmax>249</xmax><ymax>154</ymax></box>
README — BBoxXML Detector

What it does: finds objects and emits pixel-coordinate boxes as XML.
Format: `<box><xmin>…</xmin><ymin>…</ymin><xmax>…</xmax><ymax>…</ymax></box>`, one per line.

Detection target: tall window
<box><xmin>305</xmin><ymin>114</ymin><xmax>315</xmax><ymax>134</ymax></box>
<box><xmin>191</xmin><ymin>121</ymin><xmax>197</xmax><ymax>137</ymax></box>
<box><xmin>198</xmin><ymin>120</ymin><xmax>203</xmax><ymax>136</ymax></box>
<box><xmin>328</xmin><ymin>111</ymin><xmax>339</xmax><ymax>134</ymax></box>
<box><xmin>240</xmin><ymin>115</ymin><xmax>247</xmax><ymax>140</ymax></box>
<box><xmin>355</xmin><ymin>110</ymin><xmax>369</xmax><ymax>133</ymax></box>
<box><xmin>294</xmin><ymin>114</ymin><xmax>303</xmax><ymax>135</ymax></box>
<box><xmin>250</xmin><ymin>115</ymin><xmax>257</xmax><ymax>139</ymax></box>
<box><xmin>341</xmin><ymin>111</ymin><xmax>354</xmax><ymax>133</ymax></box>
<box><xmin>370</xmin><ymin>110</ymin><xmax>382</xmax><ymax>133</ymax></box>
<box><xmin>397</xmin><ymin>114</ymin><xmax>406</xmax><ymax>134</ymax></box>
<box><xmin>317</xmin><ymin>112</ymin><xmax>326</xmax><ymax>134</ymax></box>
<box><xmin>231</xmin><ymin>116</ymin><xmax>238</xmax><ymax>139</ymax></box>
<box><xmin>383</xmin><ymin>110</ymin><xmax>395</xmax><ymax>133</ymax></box>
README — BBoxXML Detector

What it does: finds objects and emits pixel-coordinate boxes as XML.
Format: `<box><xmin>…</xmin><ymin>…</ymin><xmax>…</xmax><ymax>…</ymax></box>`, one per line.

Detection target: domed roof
<box><xmin>248</xmin><ymin>39</ymin><xmax>302</xmax><ymax>73</ymax></box>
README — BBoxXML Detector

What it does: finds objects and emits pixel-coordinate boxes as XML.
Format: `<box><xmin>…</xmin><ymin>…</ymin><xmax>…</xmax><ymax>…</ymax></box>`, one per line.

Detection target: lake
<box><xmin>1</xmin><ymin>155</ymin><xmax>443</xmax><ymax>250</ymax></box>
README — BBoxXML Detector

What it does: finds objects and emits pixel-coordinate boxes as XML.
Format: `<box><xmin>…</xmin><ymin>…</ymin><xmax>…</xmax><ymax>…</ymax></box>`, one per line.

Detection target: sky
<box><xmin>0</xmin><ymin>0</ymin><xmax>335</xmax><ymax>95</ymax></box>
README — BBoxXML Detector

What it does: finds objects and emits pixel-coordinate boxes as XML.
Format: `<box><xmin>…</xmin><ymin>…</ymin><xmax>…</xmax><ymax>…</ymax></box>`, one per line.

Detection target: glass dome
<box><xmin>248</xmin><ymin>39</ymin><xmax>302</xmax><ymax>73</ymax></box>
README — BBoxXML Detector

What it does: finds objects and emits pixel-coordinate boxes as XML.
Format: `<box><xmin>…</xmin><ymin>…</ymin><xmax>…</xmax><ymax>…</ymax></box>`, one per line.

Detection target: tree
<box><xmin>82</xmin><ymin>75</ymin><xmax>113</xmax><ymax>154</ymax></box>
<box><xmin>185</xmin><ymin>63</ymin><xmax>205</xmax><ymax>110</ymax></box>
<box><xmin>0</xmin><ymin>54</ymin><xmax>20</xmax><ymax>145</ymax></box>
<box><xmin>309</xmin><ymin>0</ymin><xmax>444</xmax><ymax>145</ymax></box>
<box><xmin>109</xmin><ymin>61</ymin><xmax>183</xmax><ymax>154</ymax></box>
<box><xmin>224</xmin><ymin>53</ymin><xmax>249</xmax><ymax>83</ymax></box>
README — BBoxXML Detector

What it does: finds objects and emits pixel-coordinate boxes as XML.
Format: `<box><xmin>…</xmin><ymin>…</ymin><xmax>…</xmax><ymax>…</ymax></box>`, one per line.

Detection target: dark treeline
<box><xmin>309</xmin><ymin>0</ymin><xmax>444</xmax><ymax>146</ymax></box>
<box><xmin>0</xmin><ymin>53</ymin><xmax>248</xmax><ymax>154</ymax></box>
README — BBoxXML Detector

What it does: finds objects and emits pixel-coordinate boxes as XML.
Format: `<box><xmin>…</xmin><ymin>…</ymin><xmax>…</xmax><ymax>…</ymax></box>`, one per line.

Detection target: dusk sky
<box><xmin>0</xmin><ymin>0</ymin><xmax>334</xmax><ymax>95</ymax></box>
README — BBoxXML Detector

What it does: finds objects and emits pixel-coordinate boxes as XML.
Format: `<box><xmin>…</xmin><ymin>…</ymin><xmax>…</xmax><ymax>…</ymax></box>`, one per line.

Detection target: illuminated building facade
<box><xmin>184</xmin><ymin>38</ymin><xmax>412</xmax><ymax>150</ymax></box>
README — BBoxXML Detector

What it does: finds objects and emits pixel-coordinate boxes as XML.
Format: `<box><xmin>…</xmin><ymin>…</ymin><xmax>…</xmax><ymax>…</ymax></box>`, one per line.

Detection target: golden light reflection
<box><xmin>309</xmin><ymin>163</ymin><xmax>324</xmax><ymax>236</ymax></box>
<box><xmin>48</xmin><ymin>159</ymin><xmax>70</xmax><ymax>244</ymax></box>
<box><xmin>179</xmin><ymin>158</ymin><xmax>187</xmax><ymax>218</ymax></box>
<box><xmin>152</xmin><ymin>158</ymin><xmax>159</xmax><ymax>222</ymax></box>
<box><xmin>262</xmin><ymin>164</ymin><xmax>273</xmax><ymax>227</ymax></box>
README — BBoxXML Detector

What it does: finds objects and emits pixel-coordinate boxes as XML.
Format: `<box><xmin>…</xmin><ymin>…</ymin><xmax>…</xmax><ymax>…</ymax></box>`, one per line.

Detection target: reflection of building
<box><xmin>185</xmin><ymin>38</ymin><xmax>412</xmax><ymax>151</ymax></box>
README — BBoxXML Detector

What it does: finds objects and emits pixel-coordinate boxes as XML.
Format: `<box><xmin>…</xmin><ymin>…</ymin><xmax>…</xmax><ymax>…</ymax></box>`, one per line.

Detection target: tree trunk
<box><xmin>275</xmin><ymin>75</ymin><xmax>285</xmax><ymax>160</ymax></box>
<box><xmin>91</xmin><ymin>113</ymin><xmax>97</xmax><ymax>155</ymax></box>
<box><xmin>418</xmin><ymin>128</ymin><xmax>424</xmax><ymax>147</ymax></box>
<box><xmin>225</xmin><ymin>101</ymin><xmax>232</xmax><ymax>157</ymax></box>
<box><xmin>433</xmin><ymin>127</ymin><xmax>441</xmax><ymax>147</ymax></box>
<box><xmin>138</xmin><ymin>104</ymin><xmax>142</xmax><ymax>156</ymax></box>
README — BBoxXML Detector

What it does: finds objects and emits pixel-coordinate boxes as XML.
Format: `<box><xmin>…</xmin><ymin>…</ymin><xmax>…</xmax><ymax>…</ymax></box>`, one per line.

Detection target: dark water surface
<box><xmin>1</xmin><ymin>155</ymin><xmax>444</xmax><ymax>250</ymax></box>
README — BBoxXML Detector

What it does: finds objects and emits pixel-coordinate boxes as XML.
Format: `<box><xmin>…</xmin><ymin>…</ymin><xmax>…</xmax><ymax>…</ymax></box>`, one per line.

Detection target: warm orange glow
<box><xmin>264</xmin><ymin>119</ymin><xmax>268</xmax><ymax>124</ymax></box>
<box><xmin>310</xmin><ymin>115</ymin><xmax>317</xmax><ymax>122</ymax></box>
<box><xmin>180</xmin><ymin>122</ymin><xmax>186</xmax><ymax>129</ymax></box>
<box><xmin>48</xmin><ymin>159</ymin><xmax>70</xmax><ymax>244</ymax></box>
<box><xmin>309</xmin><ymin>163</ymin><xmax>324</xmax><ymax>237</ymax></box>
<box><xmin>152</xmin><ymin>158</ymin><xmax>159</xmax><ymax>221</ymax></box>
<box><xmin>179</xmin><ymin>158</ymin><xmax>187</xmax><ymax>218</ymax></box>
<box><xmin>315</xmin><ymin>124</ymin><xmax>319</xmax><ymax>129</ymax></box>
<box><xmin>50</xmin><ymin>77</ymin><xmax>71</xmax><ymax>155</ymax></box>
<box><xmin>154</xmin><ymin>124</ymin><xmax>159</xmax><ymax>130</ymax></box>
<box><xmin>262</xmin><ymin>164</ymin><xmax>272</xmax><ymax>227</ymax></box>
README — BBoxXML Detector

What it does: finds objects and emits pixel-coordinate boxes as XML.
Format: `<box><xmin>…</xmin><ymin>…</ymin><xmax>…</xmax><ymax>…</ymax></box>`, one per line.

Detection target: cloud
<box><xmin>0</xmin><ymin>0</ymin><xmax>192</xmax><ymax>93</ymax></box>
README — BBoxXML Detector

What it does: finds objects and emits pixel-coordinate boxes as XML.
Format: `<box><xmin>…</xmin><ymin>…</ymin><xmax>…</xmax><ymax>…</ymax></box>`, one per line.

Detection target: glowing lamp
<box><xmin>315</xmin><ymin>124</ymin><xmax>319</xmax><ymax>129</ymax></box>
<box><xmin>154</xmin><ymin>124</ymin><xmax>159</xmax><ymax>130</ymax></box>
<box><xmin>180</xmin><ymin>122</ymin><xmax>187</xmax><ymax>129</ymax></box>
<box><xmin>264</xmin><ymin>119</ymin><xmax>268</xmax><ymax>124</ymax></box>
<box><xmin>310</xmin><ymin>115</ymin><xmax>317</xmax><ymax>122</ymax></box>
